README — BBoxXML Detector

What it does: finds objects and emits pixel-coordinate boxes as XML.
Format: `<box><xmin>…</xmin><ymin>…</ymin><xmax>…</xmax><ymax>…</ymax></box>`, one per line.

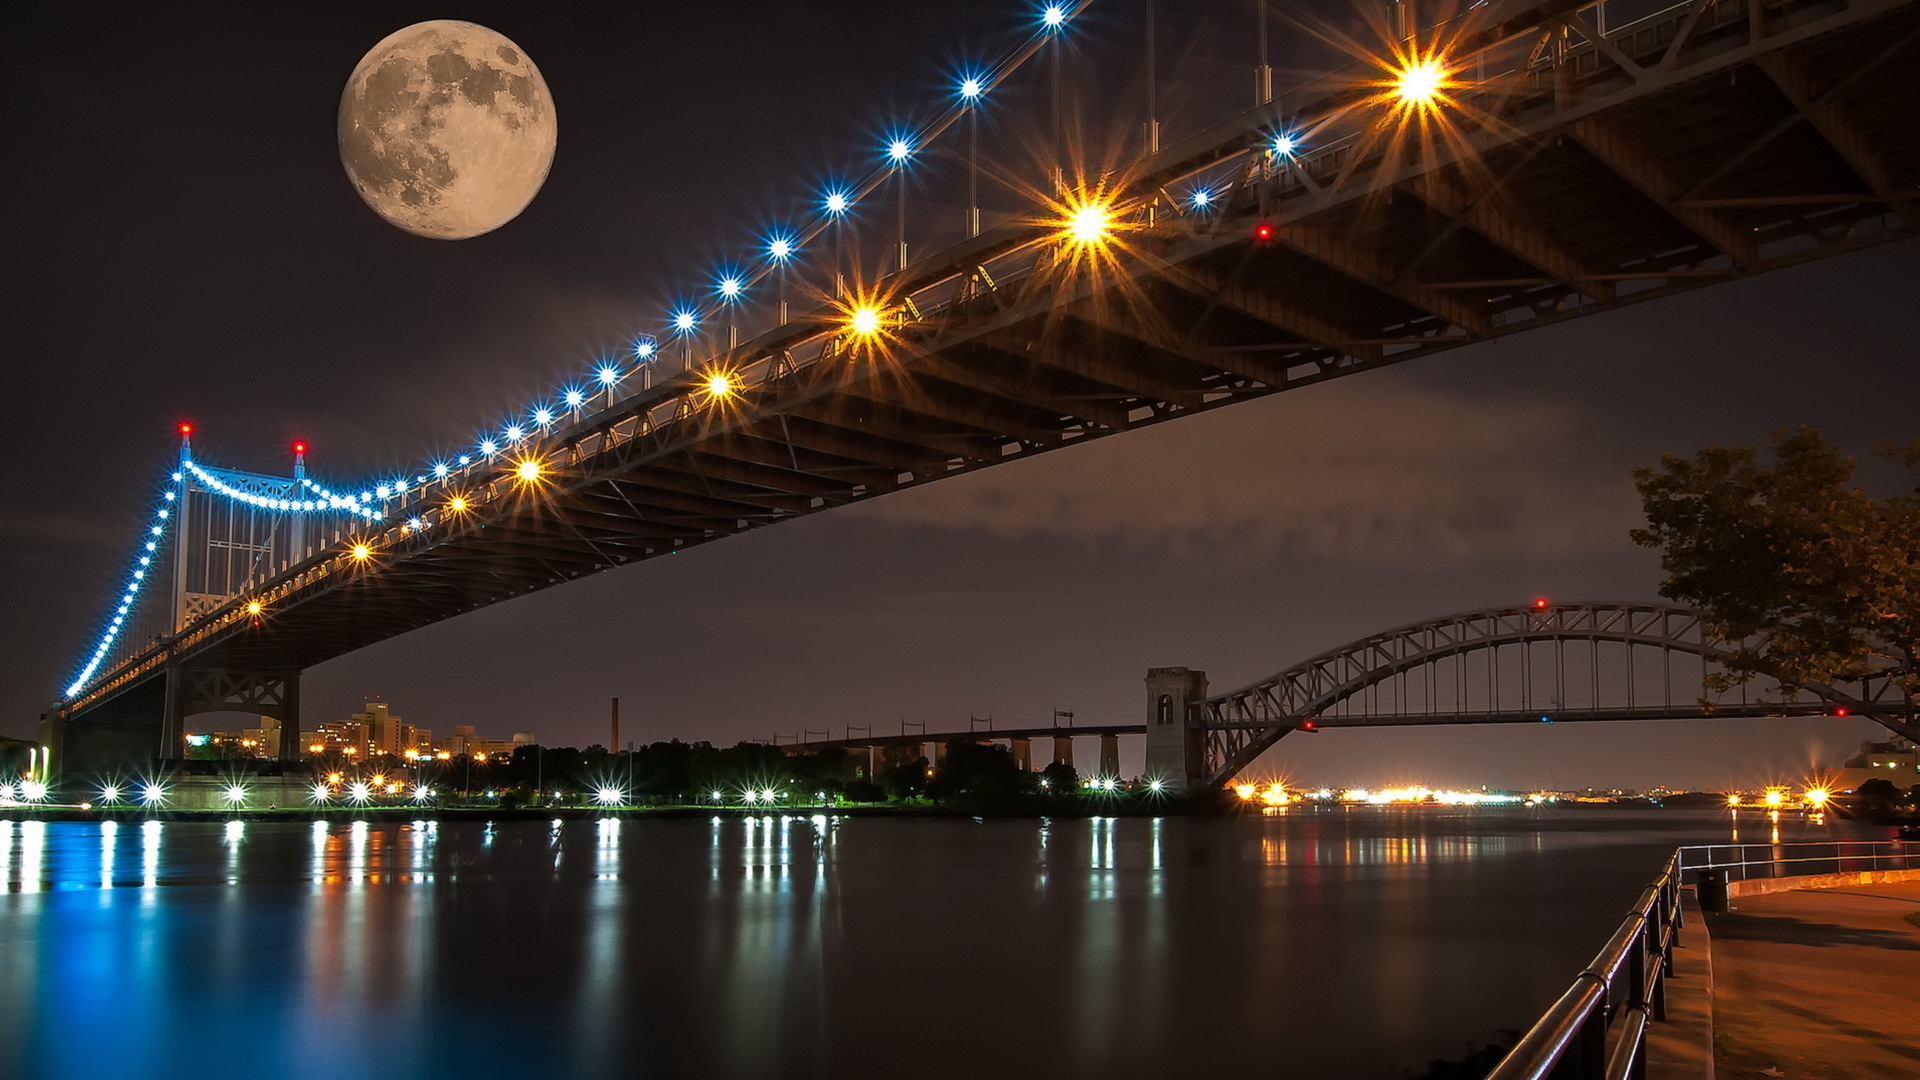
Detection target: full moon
<box><xmin>338</xmin><ymin>21</ymin><xmax>556</xmax><ymax>240</ymax></box>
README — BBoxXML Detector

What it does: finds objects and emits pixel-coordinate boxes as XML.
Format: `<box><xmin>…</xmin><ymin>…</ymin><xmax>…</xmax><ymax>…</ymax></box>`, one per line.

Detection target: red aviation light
<box><xmin>293</xmin><ymin>441</ymin><xmax>308</xmax><ymax>455</ymax></box>
<box><xmin>1253</xmin><ymin>222</ymin><xmax>1275</xmax><ymax>243</ymax></box>
<box><xmin>1835</xmin><ymin>706</ymin><xmax>1849</xmax><ymax>717</ymax></box>
<box><xmin>178</xmin><ymin>422</ymin><xmax>194</xmax><ymax>436</ymax></box>
<box><xmin>1533</xmin><ymin>597</ymin><xmax>1550</xmax><ymax>610</ymax></box>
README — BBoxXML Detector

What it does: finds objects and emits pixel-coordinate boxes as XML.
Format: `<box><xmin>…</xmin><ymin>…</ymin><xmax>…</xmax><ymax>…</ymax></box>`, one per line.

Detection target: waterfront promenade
<box><xmin>1709</xmin><ymin>879</ymin><xmax>1920</xmax><ymax>1079</ymax></box>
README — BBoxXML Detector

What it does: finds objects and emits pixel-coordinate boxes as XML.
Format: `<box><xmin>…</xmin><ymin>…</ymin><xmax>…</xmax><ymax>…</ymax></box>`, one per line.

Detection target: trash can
<box><xmin>1697</xmin><ymin>870</ymin><xmax>1728</xmax><ymax>913</ymax></box>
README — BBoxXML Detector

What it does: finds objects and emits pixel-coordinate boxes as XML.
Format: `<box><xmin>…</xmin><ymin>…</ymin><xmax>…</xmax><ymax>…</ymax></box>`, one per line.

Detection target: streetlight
<box><xmin>716</xmin><ymin>273</ymin><xmax>744</xmax><ymax>351</ymax></box>
<box><xmin>823</xmin><ymin>186</ymin><xmax>852</xmax><ymax>297</ymax></box>
<box><xmin>958</xmin><ymin>74</ymin><xmax>986</xmax><ymax>237</ymax></box>
<box><xmin>886</xmin><ymin>135</ymin><xmax>914</xmax><ymax>271</ymax></box>
<box><xmin>1042</xmin><ymin>3</ymin><xmax>1070</xmax><ymax>192</ymax></box>
<box><xmin>671</xmin><ymin>307</ymin><xmax>699</xmax><ymax>373</ymax></box>
<box><xmin>766</xmin><ymin>233</ymin><xmax>796</xmax><ymax>324</ymax></box>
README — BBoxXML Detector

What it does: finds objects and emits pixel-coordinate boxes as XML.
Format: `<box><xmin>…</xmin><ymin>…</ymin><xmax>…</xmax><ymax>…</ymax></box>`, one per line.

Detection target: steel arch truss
<box><xmin>1199</xmin><ymin>602</ymin><xmax>1915</xmax><ymax>787</ymax></box>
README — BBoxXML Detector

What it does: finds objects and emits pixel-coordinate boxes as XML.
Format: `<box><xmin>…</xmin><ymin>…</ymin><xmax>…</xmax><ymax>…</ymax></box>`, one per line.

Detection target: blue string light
<box><xmin>64</xmin><ymin>472</ymin><xmax>185</xmax><ymax>697</ymax></box>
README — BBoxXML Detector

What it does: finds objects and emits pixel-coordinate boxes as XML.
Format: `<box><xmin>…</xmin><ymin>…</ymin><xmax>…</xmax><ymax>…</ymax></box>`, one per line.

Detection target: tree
<box><xmin>1039</xmin><ymin>760</ymin><xmax>1079</xmax><ymax>794</ymax></box>
<box><xmin>1632</xmin><ymin>428</ymin><xmax>1919</xmax><ymax>739</ymax></box>
<box><xmin>877</xmin><ymin>744</ymin><xmax>928</xmax><ymax>800</ymax></box>
<box><xmin>1854</xmin><ymin>777</ymin><xmax>1900</xmax><ymax>807</ymax></box>
<box><xmin>925</xmin><ymin>740</ymin><xmax>1034</xmax><ymax>802</ymax></box>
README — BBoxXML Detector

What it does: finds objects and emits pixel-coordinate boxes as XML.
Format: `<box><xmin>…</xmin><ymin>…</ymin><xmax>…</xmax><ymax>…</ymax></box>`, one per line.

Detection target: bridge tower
<box><xmin>1144</xmin><ymin>667</ymin><xmax>1207</xmax><ymax>791</ymax></box>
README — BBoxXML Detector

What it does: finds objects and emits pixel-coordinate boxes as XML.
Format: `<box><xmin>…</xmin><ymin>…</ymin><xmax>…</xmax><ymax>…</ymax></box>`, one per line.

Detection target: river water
<box><xmin>0</xmin><ymin>807</ymin><xmax>1878</xmax><ymax>1079</ymax></box>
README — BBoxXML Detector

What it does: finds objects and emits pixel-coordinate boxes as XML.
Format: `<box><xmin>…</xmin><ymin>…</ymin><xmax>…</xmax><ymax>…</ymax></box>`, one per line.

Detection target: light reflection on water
<box><xmin>0</xmin><ymin>808</ymin><xmax>1876</xmax><ymax>1080</ymax></box>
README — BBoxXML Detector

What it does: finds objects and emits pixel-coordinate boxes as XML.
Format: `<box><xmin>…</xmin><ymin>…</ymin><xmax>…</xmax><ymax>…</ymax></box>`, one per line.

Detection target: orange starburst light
<box><xmin>1060</xmin><ymin>196</ymin><xmax>1116</xmax><ymax>247</ymax></box>
<box><xmin>704</xmin><ymin>371</ymin><xmax>737</xmax><ymax>399</ymax></box>
<box><xmin>1394</xmin><ymin>57</ymin><xmax>1449</xmax><ymax>105</ymax></box>
<box><xmin>847</xmin><ymin>305</ymin><xmax>885</xmax><ymax>338</ymax></box>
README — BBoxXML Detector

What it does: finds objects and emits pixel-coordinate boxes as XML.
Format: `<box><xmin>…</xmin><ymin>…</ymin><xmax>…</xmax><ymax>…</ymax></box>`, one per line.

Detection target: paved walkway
<box><xmin>1708</xmin><ymin>880</ymin><xmax>1920</xmax><ymax>1078</ymax></box>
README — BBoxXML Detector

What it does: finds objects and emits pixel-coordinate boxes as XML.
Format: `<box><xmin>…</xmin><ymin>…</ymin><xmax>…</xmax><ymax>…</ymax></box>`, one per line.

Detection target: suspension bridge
<box><xmin>41</xmin><ymin>0</ymin><xmax>1920</xmax><ymax>784</ymax></box>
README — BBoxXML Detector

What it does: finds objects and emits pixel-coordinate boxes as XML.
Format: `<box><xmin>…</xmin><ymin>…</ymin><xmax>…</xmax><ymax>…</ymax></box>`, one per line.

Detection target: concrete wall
<box><xmin>1726</xmin><ymin>867</ymin><xmax>1920</xmax><ymax>899</ymax></box>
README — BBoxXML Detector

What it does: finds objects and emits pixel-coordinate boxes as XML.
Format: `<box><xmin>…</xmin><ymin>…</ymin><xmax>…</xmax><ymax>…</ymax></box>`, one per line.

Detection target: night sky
<box><xmin>6</xmin><ymin>2</ymin><xmax>1915</xmax><ymax>789</ymax></box>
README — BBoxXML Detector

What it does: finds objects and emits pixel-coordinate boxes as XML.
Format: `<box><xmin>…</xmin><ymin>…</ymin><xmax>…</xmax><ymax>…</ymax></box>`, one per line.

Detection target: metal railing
<box><xmin>1678</xmin><ymin>840</ymin><xmax>1917</xmax><ymax>884</ymax></box>
<box><xmin>1487</xmin><ymin>839</ymin><xmax>1916</xmax><ymax>1079</ymax></box>
<box><xmin>1486</xmin><ymin>853</ymin><xmax>1682</xmax><ymax>1080</ymax></box>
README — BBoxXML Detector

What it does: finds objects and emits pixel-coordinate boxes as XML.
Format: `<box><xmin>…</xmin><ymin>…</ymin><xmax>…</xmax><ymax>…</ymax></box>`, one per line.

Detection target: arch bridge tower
<box><xmin>1144</xmin><ymin>666</ymin><xmax>1206</xmax><ymax>791</ymax></box>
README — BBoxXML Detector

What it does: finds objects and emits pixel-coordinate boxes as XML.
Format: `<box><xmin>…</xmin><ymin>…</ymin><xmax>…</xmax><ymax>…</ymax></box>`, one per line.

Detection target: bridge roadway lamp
<box><xmin>885</xmin><ymin>134</ymin><xmax>914</xmax><ymax>270</ymax></box>
<box><xmin>671</xmin><ymin>308</ymin><xmax>699</xmax><ymax>371</ymax></box>
<box><xmin>716</xmin><ymin>273</ymin><xmax>744</xmax><ymax>349</ymax></box>
<box><xmin>766</xmin><ymin>234</ymin><xmax>796</xmax><ymax>323</ymax></box>
<box><xmin>956</xmin><ymin>72</ymin><xmax>987</xmax><ymax>235</ymax></box>
<box><xmin>822</xmin><ymin>186</ymin><xmax>852</xmax><ymax>296</ymax></box>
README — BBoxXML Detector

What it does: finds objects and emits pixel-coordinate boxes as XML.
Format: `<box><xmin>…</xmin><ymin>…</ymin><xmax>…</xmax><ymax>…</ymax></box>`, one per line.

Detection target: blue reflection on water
<box><xmin>0</xmin><ymin>809</ymin><xmax>1871</xmax><ymax>1079</ymax></box>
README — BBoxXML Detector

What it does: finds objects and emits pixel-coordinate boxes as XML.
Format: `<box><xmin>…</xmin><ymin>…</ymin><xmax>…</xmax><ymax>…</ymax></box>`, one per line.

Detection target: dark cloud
<box><xmin>853</xmin><ymin>378</ymin><xmax>1639</xmax><ymax>570</ymax></box>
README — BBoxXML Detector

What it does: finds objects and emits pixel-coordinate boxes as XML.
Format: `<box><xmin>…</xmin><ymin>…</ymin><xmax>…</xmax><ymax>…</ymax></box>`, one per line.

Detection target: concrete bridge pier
<box><xmin>1144</xmin><ymin>667</ymin><xmax>1208</xmax><ymax>792</ymax></box>
<box><xmin>1099</xmin><ymin>734</ymin><xmax>1120</xmax><ymax>780</ymax></box>
<box><xmin>1011</xmin><ymin>737</ymin><xmax>1031</xmax><ymax>771</ymax></box>
<box><xmin>1052</xmin><ymin>735</ymin><xmax>1073</xmax><ymax>770</ymax></box>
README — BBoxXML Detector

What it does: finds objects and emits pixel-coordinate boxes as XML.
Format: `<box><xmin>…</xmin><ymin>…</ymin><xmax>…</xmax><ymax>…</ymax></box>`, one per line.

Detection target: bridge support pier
<box><xmin>166</xmin><ymin>666</ymin><xmax>302</xmax><ymax>763</ymax></box>
<box><xmin>1145</xmin><ymin>667</ymin><xmax>1208</xmax><ymax>792</ymax></box>
<box><xmin>1053</xmin><ymin>735</ymin><xmax>1073</xmax><ymax>770</ymax></box>
<box><xmin>1010</xmin><ymin>737</ymin><xmax>1031</xmax><ymax>772</ymax></box>
<box><xmin>53</xmin><ymin>665</ymin><xmax>304</xmax><ymax>785</ymax></box>
<box><xmin>1099</xmin><ymin>734</ymin><xmax>1120</xmax><ymax>781</ymax></box>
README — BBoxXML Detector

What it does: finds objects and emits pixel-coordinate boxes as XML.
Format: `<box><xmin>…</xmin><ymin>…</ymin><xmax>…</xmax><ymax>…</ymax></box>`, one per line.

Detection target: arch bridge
<box><xmin>779</xmin><ymin>602</ymin><xmax>1913</xmax><ymax>790</ymax></box>
<box><xmin>1152</xmin><ymin>601</ymin><xmax>1912</xmax><ymax>789</ymax></box>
